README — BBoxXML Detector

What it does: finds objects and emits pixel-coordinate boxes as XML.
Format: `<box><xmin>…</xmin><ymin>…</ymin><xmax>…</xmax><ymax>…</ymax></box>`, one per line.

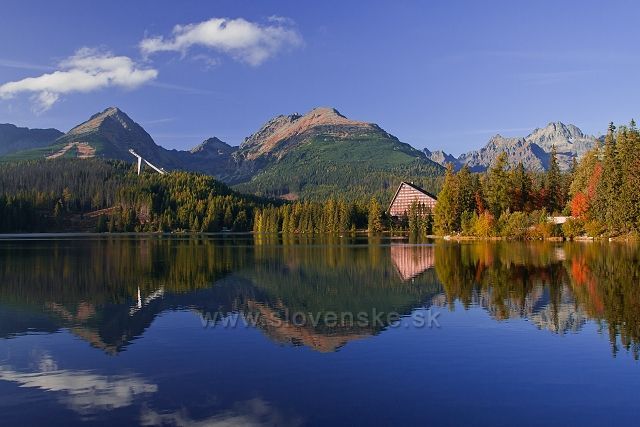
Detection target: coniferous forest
<box><xmin>0</xmin><ymin>159</ymin><xmax>268</xmax><ymax>232</ymax></box>
<box><xmin>1</xmin><ymin>121</ymin><xmax>639</xmax><ymax>238</ymax></box>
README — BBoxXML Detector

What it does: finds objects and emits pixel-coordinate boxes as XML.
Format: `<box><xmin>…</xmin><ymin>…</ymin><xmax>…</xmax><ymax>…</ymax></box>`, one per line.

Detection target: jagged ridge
<box><xmin>425</xmin><ymin>121</ymin><xmax>600</xmax><ymax>171</ymax></box>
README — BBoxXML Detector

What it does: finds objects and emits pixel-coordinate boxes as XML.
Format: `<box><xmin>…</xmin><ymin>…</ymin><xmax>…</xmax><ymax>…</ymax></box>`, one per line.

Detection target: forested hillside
<box><xmin>234</xmin><ymin>135</ymin><xmax>443</xmax><ymax>201</ymax></box>
<box><xmin>0</xmin><ymin>159</ymin><xmax>270</xmax><ymax>232</ymax></box>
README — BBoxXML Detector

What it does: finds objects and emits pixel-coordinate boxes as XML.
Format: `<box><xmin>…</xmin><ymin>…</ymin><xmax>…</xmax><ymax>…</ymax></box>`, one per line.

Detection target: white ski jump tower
<box><xmin>129</xmin><ymin>149</ymin><xmax>166</xmax><ymax>175</ymax></box>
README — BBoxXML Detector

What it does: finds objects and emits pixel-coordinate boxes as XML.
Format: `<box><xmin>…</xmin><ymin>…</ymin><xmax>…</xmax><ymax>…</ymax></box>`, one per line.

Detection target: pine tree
<box><xmin>545</xmin><ymin>146</ymin><xmax>562</xmax><ymax>213</ymax></box>
<box><xmin>595</xmin><ymin>126</ymin><xmax>622</xmax><ymax>231</ymax></box>
<box><xmin>433</xmin><ymin>163</ymin><xmax>458</xmax><ymax>234</ymax></box>
<box><xmin>253</xmin><ymin>210</ymin><xmax>263</xmax><ymax>233</ymax></box>
<box><xmin>485</xmin><ymin>152</ymin><xmax>510</xmax><ymax>217</ymax></box>
<box><xmin>509</xmin><ymin>161</ymin><xmax>531</xmax><ymax>212</ymax></box>
<box><xmin>337</xmin><ymin>200</ymin><xmax>351</xmax><ymax>232</ymax></box>
<box><xmin>367</xmin><ymin>197</ymin><xmax>383</xmax><ymax>232</ymax></box>
<box><xmin>96</xmin><ymin>215</ymin><xmax>107</xmax><ymax>232</ymax></box>
<box><xmin>408</xmin><ymin>201</ymin><xmax>420</xmax><ymax>235</ymax></box>
<box><xmin>456</xmin><ymin>165</ymin><xmax>476</xmax><ymax>214</ymax></box>
<box><xmin>615</xmin><ymin>124</ymin><xmax>640</xmax><ymax>231</ymax></box>
<box><xmin>223</xmin><ymin>205</ymin><xmax>233</xmax><ymax>229</ymax></box>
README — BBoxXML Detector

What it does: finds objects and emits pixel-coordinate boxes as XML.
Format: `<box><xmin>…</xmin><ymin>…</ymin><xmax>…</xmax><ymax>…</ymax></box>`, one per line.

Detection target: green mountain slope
<box><xmin>232</xmin><ymin>107</ymin><xmax>443</xmax><ymax>200</ymax></box>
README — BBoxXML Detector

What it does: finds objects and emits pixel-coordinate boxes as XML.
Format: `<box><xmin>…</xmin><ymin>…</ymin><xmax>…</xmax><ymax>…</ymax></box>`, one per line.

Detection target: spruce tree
<box><xmin>456</xmin><ymin>165</ymin><xmax>476</xmax><ymax>215</ymax></box>
<box><xmin>545</xmin><ymin>146</ymin><xmax>562</xmax><ymax>213</ymax></box>
<box><xmin>509</xmin><ymin>161</ymin><xmax>531</xmax><ymax>212</ymax></box>
<box><xmin>367</xmin><ymin>198</ymin><xmax>383</xmax><ymax>232</ymax></box>
<box><xmin>434</xmin><ymin>163</ymin><xmax>458</xmax><ymax>234</ymax></box>
<box><xmin>595</xmin><ymin>126</ymin><xmax>622</xmax><ymax>231</ymax></box>
<box><xmin>615</xmin><ymin>124</ymin><xmax>640</xmax><ymax>231</ymax></box>
<box><xmin>485</xmin><ymin>152</ymin><xmax>510</xmax><ymax>218</ymax></box>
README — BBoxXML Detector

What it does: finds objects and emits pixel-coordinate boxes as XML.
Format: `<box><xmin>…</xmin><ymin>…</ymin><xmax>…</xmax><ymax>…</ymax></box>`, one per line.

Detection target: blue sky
<box><xmin>0</xmin><ymin>0</ymin><xmax>638</xmax><ymax>155</ymax></box>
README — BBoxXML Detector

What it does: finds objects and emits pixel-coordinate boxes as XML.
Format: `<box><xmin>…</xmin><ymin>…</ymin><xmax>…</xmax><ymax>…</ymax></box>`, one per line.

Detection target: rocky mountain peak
<box><xmin>426</xmin><ymin>121</ymin><xmax>599</xmax><ymax>172</ymax></box>
<box><xmin>306</xmin><ymin>106</ymin><xmax>347</xmax><ymax>119</ymax></box>
<box><xmin>68</xmin><ymin>106</ymin><xmax>137</xmax><ymax>135</ymax></box>
<box><xmin>52</xmin><ymin>106</ymin><xmax>178</xmax><ymax>166</ymax></box>
<box><xmin>485</xmin><ymin>134</ymin><xmax>529</xmax><ymax>150</ymax></box>
<box><xmin>238</xmin><ymin>107</ymin><xmax>374</xmax><ymax>160</ymax></box>
<box><xmin>527</xmin><ymin>121</ymin><xmax>585</xmax><ymax>142</ymax></box>
<box><xmin>525</xmin><ymin>121</ymin><xmax>594</xmax><ymax>154</ymax></box>
<box><xmin>103</xmin><ymin>106</ymin><xmax>122</xmax><ymax>116</ymax></box>
<box><xmin>190</xmin><ymin>137</ymin><xmax>233</xmax><ymax>155</ymax></box>
<box><xmin>424</xmin><ymin>148</ymin><xmax>458</xmax><ymax>166</ymax></box>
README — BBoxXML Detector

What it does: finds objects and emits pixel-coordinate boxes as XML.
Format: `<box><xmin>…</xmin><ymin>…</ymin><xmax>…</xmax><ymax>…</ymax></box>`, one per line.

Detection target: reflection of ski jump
<box><xmin>129</xmin><ymin>149</ymin><xmax>166</xmax><ymax>175</ymax></box>
<box><xmin>129</xmin><ymin>286</ymin><xmax>165</xmax><ymax>316</ymax></box>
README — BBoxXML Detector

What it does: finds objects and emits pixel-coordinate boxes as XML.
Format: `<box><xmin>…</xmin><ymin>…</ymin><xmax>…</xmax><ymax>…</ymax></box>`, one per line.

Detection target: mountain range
<box><xmin>0</xmin><ymin>123</ymin><xmax>63</xmax><ymax>157</ymax></box>
<box><xmin>0</xmin><ymin>106</ymin><xmax>442</xmax><ymax>200</ymax></box>
<box><xmin>0</xmin><ymin>108</ymin><xmax>602</xmax><ymax>199</ymax></box>
<box><xmin>425</xmin><ymin>122</ymin><xmax>600</xmax><ymax>171</ymax></box>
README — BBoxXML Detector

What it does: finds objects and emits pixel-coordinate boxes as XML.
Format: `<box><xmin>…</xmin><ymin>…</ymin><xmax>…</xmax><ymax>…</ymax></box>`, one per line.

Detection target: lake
<box><xmin>0</xmin><ymin>235</ymin><xmax>638</xmax><ymax>426</ymax></box>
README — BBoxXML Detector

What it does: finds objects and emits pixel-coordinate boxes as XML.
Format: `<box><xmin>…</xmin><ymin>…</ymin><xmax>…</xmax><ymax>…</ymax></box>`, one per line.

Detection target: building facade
<box><xmin>388</xmin><ymin>181</ymin><xmax>437</xmax><ymax>217</ymax></box>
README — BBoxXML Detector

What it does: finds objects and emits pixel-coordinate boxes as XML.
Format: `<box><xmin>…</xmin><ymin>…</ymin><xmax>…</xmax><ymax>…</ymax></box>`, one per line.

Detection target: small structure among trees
<box><xmin>388</xmin><ymin>181</ymin><xmax>437</xmax><ymax>217</ymax></box>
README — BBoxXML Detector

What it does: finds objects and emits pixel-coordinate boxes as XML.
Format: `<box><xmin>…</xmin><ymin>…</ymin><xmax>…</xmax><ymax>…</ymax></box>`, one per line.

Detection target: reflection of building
<box><xmin>390</xmin><ymin>244</ymin><xmax>435</xmax><ymax>281</ymax></box>
<box><xmin>388</xmin><ymin>181</ymin><xmax>437</xmax><ymax>217</ymax></box>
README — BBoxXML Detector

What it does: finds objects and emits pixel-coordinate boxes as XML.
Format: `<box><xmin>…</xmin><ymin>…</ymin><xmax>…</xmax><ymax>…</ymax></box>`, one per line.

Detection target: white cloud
<box><xmin>140</xmin><ymin>398</ymin><xmax>303</xmax><ymax>427</ymax></box>
<box><xmin>0</xmin><ymin>48</ymin><xmax>158</xmax><ymax>111</ymax></box>
<box><xmin>0</xmin><ymin>363</ymin><xmax>157</xmax><ymax>415</ymax></box>
<box><xmin>140</xmin><ymin>17</ymin><xmax>302</xmax><ymax>66</ymax></box>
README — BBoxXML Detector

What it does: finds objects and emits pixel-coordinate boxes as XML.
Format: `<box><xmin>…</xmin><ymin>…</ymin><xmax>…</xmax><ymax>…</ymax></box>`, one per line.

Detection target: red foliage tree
<box><xmin>571</xmin><ymin>192</ymin><xmax>589</xmax><ymax>217</ymax></box>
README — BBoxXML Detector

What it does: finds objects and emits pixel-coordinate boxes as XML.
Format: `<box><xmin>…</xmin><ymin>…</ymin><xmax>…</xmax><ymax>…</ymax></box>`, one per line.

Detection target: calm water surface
<box><xmin>0</xmin><ymin>235</ymin><xmax>639</xmax><ymax>426</ymax></box>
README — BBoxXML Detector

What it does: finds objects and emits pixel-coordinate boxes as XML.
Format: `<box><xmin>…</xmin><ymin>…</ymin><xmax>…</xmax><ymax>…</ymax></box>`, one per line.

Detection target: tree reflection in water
<box><xmin>0</xmin><ymin>236</ymin><xmax>638</xmax><ymax>357</ymax></box>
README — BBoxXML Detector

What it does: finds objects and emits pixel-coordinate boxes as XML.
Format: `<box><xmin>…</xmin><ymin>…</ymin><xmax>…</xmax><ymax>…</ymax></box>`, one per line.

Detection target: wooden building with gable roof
<box><xmin>388</xmin><ymin>181</ymin><xmax>437</xmax><ymax>217</ymax></box>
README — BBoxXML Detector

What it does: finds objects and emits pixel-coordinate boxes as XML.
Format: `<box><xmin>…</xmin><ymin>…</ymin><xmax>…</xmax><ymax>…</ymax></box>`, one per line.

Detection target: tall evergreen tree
<box><xmin>367</xmin><ymin>197</ymin><xmax>383</xmax><ymax>232</ymax></box>
<box><xmin>509</xmin><ymin>161</ymin><xmax>531</xmax><ymax>212</ymax></box>
<box><xmin>456</xmin><ymin>165</ymin><xmax>476</xmax><ymax>215</ymax></box>
<box><xmin>545</xmin><ymin>146</ymin><xmax>563</xmax><ymax>213</ymax></box>
<box><xmin>484</xmin><ymin>152</ymin><xmax>510</xmax><ymax>217</ymax></box>
<box><xmin>433</xmin><ymin>163</ymin><xmax>458</xmax><ymax>234</ymax></box>
<box><xmin>595</xmin><ymin>125</ymin><xmax>622</xmax><ymax>231</ymax></box>
<box><xmin>615</xmin><ymin>124</ymin><xmax>640</xmax><ymax>231</ymax></box>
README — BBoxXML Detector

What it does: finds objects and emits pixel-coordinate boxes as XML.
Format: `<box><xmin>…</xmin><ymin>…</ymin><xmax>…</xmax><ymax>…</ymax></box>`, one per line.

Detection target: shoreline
<box><xmin>0</xmin><ymin>230</ymin><xmax>637</xmax><ymax>243</ymax></box>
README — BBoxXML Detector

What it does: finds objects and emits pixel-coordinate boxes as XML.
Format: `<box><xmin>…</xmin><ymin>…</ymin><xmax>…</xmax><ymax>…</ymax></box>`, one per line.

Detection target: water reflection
<box><xmin>0</xmin><ymin>237</ymin><xmax>639</xmax><ymax>357</ymax></box>
<box><xmin>0</xmin><ymin>355</ymin><xmax>157</xmax><ymax>416</ymax></box>
<box><xmin>140</xmin><ymin>398</ymin><xmax>303</xmax><ymax>427</ymax></box>
<box><xmin>433</xmin><ymin>241</ymin><xmax>640</xmax><ymax>356</ymax></box>
<box><xmin>390</xmin><ymin>243</ymin><xmax>435</xmax><ymax>281</ymax></box>
<box><xmin>0</xmin><ymin>237</ymin><xmax>442</xmax><ymax>355</ymax></box>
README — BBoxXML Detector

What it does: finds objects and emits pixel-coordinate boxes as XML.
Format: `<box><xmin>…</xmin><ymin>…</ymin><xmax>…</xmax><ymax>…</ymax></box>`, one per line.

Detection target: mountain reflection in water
<box><xmin>2</xmin><ymin>236</ymin><xmax>640</xmax><ymax>426</ymax></box>
<box><xmin>0</xmin><ymin>236</ymin><xmax>638</xmax><ymax>357</ymax></box>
